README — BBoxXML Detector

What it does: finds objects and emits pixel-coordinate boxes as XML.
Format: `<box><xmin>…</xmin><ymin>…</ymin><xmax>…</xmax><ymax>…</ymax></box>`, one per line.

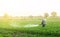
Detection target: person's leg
<box><xmin>42</xmin><ymin>24</ymin><xmax>45</xmax><ymax>27</ymax></box>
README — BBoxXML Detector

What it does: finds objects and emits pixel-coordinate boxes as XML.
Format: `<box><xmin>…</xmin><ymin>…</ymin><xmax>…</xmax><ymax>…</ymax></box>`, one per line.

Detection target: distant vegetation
<box><xmin>0</xmin><ymin>11</ymin><xmax>58</xmax><ymax>20</ymax></box>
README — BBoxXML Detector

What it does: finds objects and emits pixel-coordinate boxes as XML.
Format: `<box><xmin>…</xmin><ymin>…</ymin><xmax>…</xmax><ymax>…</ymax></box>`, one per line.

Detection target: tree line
<box><xmin>3</xmin><ymin>11</ymin><xmax>57</xmax><ymax>18</ymax></box>
<box><xmin>44</xmin><ymin>11</ymin><xmax>57</xmax><ymax>18</ymax></box>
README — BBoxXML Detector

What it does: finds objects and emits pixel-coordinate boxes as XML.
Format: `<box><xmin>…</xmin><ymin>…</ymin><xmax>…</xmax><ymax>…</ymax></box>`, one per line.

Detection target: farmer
<box><xmin>41</xmin><ymin>18</ymin><xmax>46</xmax><ymax>27</ymax></box>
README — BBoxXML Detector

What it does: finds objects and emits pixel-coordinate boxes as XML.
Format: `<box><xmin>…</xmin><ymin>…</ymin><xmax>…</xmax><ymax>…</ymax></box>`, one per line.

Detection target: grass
<box><xmin>0</xmin><ymin>17</ymin><xmax>60</xmax><ymax>37</ymax></box>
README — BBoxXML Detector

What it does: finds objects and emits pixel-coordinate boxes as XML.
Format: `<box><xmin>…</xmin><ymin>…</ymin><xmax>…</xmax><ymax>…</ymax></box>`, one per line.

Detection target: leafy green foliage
<box><xmin>0</xmin><ymin>18</ymin><xmax>60</xmax><ymax>37</ymax></box>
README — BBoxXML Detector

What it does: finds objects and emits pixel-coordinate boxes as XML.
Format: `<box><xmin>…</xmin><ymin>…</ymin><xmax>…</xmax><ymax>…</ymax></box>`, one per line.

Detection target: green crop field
<box><xmin>0</xmin><ymin>17</ymin><xmax>60</xmax><ymax>37</ymax></box>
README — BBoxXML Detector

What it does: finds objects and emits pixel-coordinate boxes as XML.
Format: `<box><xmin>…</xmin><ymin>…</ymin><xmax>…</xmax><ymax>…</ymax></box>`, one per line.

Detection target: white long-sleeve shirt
<box><xmin>41</xmin><ymin>18</ymin><xmax>46</xmax><ymax>25</ymax></box>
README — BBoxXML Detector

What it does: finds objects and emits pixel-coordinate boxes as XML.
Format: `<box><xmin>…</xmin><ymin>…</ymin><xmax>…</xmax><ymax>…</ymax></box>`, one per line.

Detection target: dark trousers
<box><xmin>42</xmin><ymin>24</ymin><xmax>45</xmax><ymax>27</ymax></box>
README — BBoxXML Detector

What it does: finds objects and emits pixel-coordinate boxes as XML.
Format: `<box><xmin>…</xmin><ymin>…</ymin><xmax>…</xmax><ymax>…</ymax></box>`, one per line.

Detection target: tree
<box><xmin>4</xmin><ymin>13</ymin><xmax>9</xmax><ymax>18</ymax></box>
<box><xmin>29</xmin><ymin>15</ymin><xmax>33</xmax><ymax>20</ymax></box>
<box><xmin>3</xmin><ymin>13</ymin><xmax>10</xmax><ymax>22</ymax></box>
<box><xmin>51</xmin><ymin>11</ymin><xmax>57</xmax><ymax>17</ymax></box>
<box><xmin>44</xmin><ymin>12</ymin><xmax>49</xmax><ymax>18</ymax></box>
<box><xmin>3</xmin><ymin>13</ymin><xmax>10</xmax><ymax>20</ymax></box>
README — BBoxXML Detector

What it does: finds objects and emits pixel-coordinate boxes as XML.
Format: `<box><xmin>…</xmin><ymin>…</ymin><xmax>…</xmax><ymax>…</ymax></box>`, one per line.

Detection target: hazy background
<box><xmin>0</xmin><ymin>0</ymin><xmax>60</xmax><ymax>16</ymax></box>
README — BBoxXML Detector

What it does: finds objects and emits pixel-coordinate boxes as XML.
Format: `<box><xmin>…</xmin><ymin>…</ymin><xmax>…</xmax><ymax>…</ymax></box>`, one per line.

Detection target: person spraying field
<box><xmin>41</xmin><ymin>18</ymin><xmax>46</xmax><ymax>27</ymax></box>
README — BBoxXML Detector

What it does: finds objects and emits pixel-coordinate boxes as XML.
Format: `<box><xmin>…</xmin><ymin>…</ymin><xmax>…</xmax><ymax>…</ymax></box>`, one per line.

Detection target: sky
<box><xmin>0</xmin><ymin>0</ymin><xmax>60</xmax><ymax>16</ymax></box>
